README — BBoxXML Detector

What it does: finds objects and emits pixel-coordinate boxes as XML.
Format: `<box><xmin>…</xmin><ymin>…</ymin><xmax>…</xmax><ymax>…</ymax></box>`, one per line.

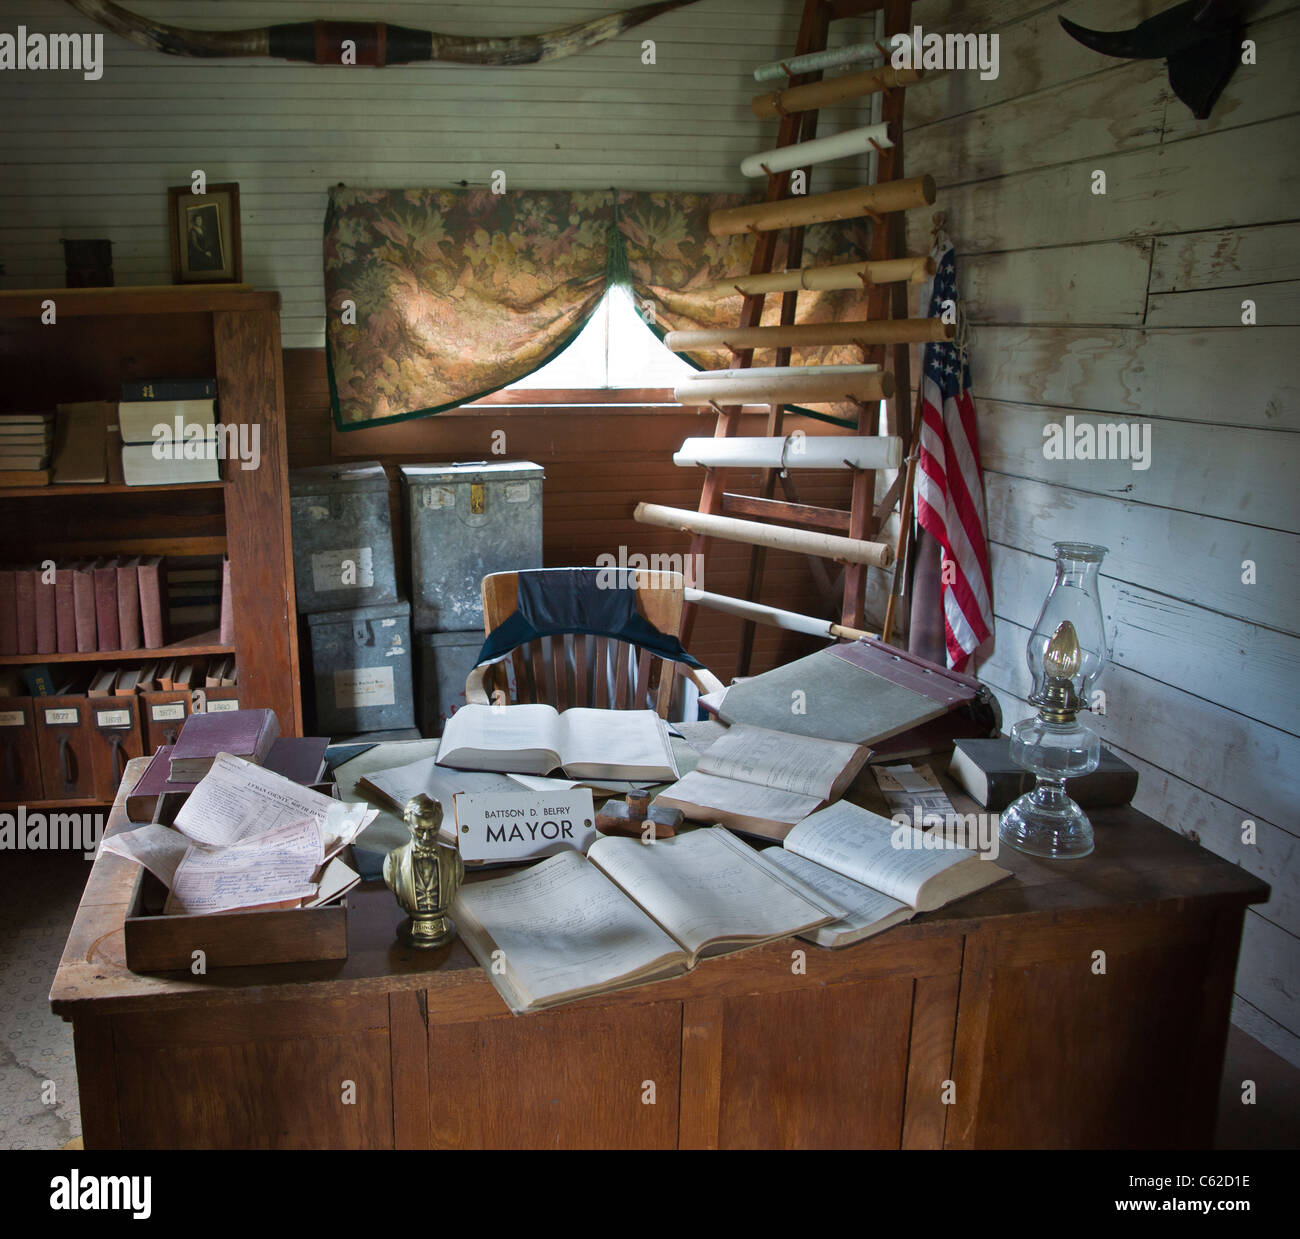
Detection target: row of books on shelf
<box><xmin>0</xmin><ymin>555</ymin><xmax>232</xmax><ymax>656</ymax></box>
<box><xmin>0</xmin><ymin>376</ymin><xmax>221</xmax><ymax>487</ymax></box>
<box><xmin>0</xmin><ymin>657</ymin><xmax>242</xmax><ymax>804</ymax></box>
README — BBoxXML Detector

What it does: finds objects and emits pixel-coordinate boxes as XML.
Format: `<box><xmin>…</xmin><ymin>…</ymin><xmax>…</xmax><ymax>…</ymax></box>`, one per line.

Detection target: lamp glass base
<box><xmin>998</xmin><ymin>782</ymin><xmax>1095</xmax><ymax>859</ymax></box>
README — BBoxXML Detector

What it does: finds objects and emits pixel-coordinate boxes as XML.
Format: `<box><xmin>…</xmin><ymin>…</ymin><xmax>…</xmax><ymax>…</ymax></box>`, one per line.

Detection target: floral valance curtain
<box><xmin>324</xmin><ymin>186</ymin><xmax>873</xmax><ymax>429</ymax></box>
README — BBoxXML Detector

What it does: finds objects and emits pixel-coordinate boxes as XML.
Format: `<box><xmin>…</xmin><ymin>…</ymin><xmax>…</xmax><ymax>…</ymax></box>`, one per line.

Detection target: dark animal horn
<box><xmin>63</xmin><ymin>0</ymin><xmax>700</xmax><ymax>65</ymax></box>
<box><xmin>1059</xmin><ymin>0</ymin><xmax>1243</xmax><ymax>60</ymax></box>
<box><xmin>1060</xmin><ymin>0</ymin><xmax>1246</xmax><ymax>119</ymax></box>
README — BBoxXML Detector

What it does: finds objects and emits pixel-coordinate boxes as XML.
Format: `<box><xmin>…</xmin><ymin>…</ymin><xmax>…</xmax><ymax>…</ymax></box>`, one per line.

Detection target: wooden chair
<box><xmin>465</xmin><ymin>569</ymin><xmax>724</xmax><ymax>718</ymax></box>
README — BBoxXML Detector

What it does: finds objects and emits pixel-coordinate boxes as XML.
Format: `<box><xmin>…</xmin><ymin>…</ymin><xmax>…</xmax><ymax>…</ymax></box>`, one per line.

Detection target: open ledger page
<box><xmin>436</xmin><ymin>703</ymin><xmax>562</xmax><ymax>772</ymax></box>
<box><xmin>556</xmin><ymin>708</ymin><xmax>677</xmax><ymax>779</ymax></box>
<box><xmin>695</xmin><ymin>725</ymin><xmax>866</xmax><ymax>800</ymax></box>
<box><xmin>784</xmin><ymin>800</ymin><xmax>981</xmax><ymax>910</ymax></box>
<box><xmin>762</xmin><ymin>849</ymin><xmax>912</xmax><ymax>947</ymax></box>
<box><xmin>657</xmin><ymin>769</ymin><xmax>823</xmax><ymax>826</ymax></box>
<box><xmin>588</xmin><ymin>826</ymin><xmax>843</xmax><ymax>964</ymax></box>
<box><xmin>452</xmin><ymin>850</ymin><xmax>685</xmax><ymax>1012</ymax></box>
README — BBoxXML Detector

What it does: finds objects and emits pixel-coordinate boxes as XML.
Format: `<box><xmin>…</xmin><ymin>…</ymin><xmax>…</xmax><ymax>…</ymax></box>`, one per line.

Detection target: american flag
<box><xmin>914</xmin><ymin>236</ymin><xmax>994</xmax><ymax>671</ymax></box>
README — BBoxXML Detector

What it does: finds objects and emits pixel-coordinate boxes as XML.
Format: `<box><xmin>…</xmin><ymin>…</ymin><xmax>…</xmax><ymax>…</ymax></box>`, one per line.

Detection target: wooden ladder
<box><xmin>641</xmin><ymin>0</ymin><xmax>938</xmax><ymax>675</ymax></box>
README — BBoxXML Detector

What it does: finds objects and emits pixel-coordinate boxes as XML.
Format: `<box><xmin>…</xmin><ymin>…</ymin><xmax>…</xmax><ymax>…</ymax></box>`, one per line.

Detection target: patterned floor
<box><xmin>0</xmin><ymin>849</ymin><xmax>86</xmax><ymax>1149</ymax></box>
<box><xmin>0</xmin><ymin>848</ymin><xmax>1294</xmax><ymax>1149</ymax></box>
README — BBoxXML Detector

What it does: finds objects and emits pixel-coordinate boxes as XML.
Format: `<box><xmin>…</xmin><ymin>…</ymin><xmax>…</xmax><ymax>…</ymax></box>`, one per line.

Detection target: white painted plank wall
<box><xmin>899</xmin><ymin>1</ymin><xmax>1300</xmax><ymax>1062</ymax></box>
<box><xmin>0</xmin><ymin>0</ymin><xmax>880</xmax><ymax>346</ymax></box>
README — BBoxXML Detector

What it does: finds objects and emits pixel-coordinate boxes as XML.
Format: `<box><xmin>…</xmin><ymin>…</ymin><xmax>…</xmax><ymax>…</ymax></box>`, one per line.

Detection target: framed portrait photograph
<box><xmin>168</xmin><ymin>183</ymin><xmax>242</xmax><ymax>283</ymax></box>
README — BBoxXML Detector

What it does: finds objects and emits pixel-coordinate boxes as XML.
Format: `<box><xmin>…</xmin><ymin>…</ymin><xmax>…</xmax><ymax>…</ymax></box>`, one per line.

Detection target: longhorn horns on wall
<box><xmin>1059</xmin><ymin>0</ymin><xmax>1247</xmax><ymax>120</ymax></box>
<box><xmin>63</xmin><ymin>0</ymin><xmax>701</xmax><ymax>66</ymax></box>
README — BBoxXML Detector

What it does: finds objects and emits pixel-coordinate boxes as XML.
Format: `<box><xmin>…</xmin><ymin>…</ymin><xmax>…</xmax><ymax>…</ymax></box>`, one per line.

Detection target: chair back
<box><xmin>474</xmin><ymin>568</ymin><xmax>712</xmax><ymax>718</ymax></box>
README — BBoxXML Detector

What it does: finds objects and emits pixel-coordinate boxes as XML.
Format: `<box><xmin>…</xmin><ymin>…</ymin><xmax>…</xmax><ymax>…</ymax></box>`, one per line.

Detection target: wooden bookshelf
<box><xmin>0</xmin><ymin>481</ymin><xmax>226</xmax><ymax>499</ymax></box>
<box><xmin>0</xmin><ymin>288</ymin><xmax>303</xmax><ymax>765</ymax></box>
<box><xmin>2</xmin><ymin>630</ymin><xmax>233</xmax><ymax>665</ymax></box>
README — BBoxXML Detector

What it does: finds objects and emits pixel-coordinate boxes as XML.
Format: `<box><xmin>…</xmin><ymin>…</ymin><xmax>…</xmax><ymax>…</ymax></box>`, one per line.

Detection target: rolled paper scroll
<box><xmin>673</xmin><ymin>370</ymin><xmax>893</xmax><ymax>406</ymax></box>
<box><xmin>712</xmin><ymin>256</ymin><xmax>934</xmax><ymax>297</ymax></box>
<box><xmin>740</xmin><ymin>122</ymin><xmax>893</xmax><ymax>178</ymax></box>
<box><xmin>672</xmin><ymin>435</ymin><xmax>903</xmax><ymax>470</ymax></box>
<box><xmin>752</xmin><ymin>40</ymin><xmax>882</xmax><ymax>83</ymax></box>
<box><xmin>634</xmin><ymin>502</ymin><xmax>895</xmax><ymax>568</ymax></box>
<box><xmin>752</xmin><ymin>64</ymin><xmax>923</xmax><ymax>120</ymax></box>
<box><xmin>664</xmin><ymin>317</ymin><xmax>953</xmax><ymax>352</ymax></box>
<box><xmin>685</xmin><ymin>588</ymin><xmax>875</xmax><ymax>641</ymax></box>
<box><xmin>751</xmin><ymin>34</ymin><xmax>923</xmax><ymax>83</ymax></box>
<box><xmin>683</xmin><ymin>363</ymin><xmax>880</xmax><ymax>381</ymax></box>
<box><xmin>708</xmin><ymin>176</ymin><xmax>935</xmax><ymax>237</ymax></box>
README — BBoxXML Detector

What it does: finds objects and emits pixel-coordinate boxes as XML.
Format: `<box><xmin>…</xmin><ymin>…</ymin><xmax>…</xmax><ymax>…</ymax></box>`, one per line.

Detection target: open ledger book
<box><xmin>654</xmin><ymin>724</ymin><xmax>870</xmax><ymax>841</ymax></box>
<box><xmin>762</xmin><ymin>800</ymin><xmax>1011</xmax><ymax>947</ymax></box>
<box><xmin>435</xmin><ymin>703</ymin><xmax>678</xmax><ymax>781</ymax></box>
<box><xmin>452</xmin><ymin>826</ymin><xmax>844</xmax><ymax>1013</ymax></box>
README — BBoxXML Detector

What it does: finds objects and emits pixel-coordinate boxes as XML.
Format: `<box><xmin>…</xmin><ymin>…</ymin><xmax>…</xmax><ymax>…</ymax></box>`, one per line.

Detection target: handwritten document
<box><xmin>164</xmin><ymin>817</ymin><xmax>325</xmax><ymax>916</ymax></box>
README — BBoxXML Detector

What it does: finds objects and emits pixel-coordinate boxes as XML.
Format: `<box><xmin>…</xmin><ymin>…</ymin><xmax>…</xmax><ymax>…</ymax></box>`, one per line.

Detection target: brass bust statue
<box><xmin>383</xmin><ymin>793</ymin><xmax>464</xmax><ymax>949</ymax></box>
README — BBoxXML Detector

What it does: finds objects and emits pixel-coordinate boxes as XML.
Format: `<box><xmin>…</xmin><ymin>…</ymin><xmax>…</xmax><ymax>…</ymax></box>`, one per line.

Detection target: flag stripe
<box><xmin>913</xmin><ymin>240</ymin><xmax>994</xmax><ymax>671</ymax></box>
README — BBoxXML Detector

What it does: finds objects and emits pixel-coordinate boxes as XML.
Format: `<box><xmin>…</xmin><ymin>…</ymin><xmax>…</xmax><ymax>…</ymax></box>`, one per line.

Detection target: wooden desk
<box><xmin>50</xmin><ymin>759</ymin><xmax>1268</xmax><ymax>1149</ymax></box>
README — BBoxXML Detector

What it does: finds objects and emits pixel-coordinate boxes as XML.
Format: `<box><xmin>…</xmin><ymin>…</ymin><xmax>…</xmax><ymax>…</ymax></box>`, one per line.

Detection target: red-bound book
<box><xmin>54</xmin><ymin>566</ymin><xmax>76</xmax><ymax>653</ymax></box>
<box><xmin>14</xmin><ymin>569</ymin><xmax>36</xmax><ymax>654</ymax></box>
<box><xmin>70</xmin><ymin>561</ymin><xmax>97</xmax><ymax>652</ymax></box>
<box><xmin>33</xmin><ymin>569</ymin><xmax>57</xmax><ymax>655</ymax></box>
<box><xmin>116</xmin><ymin>555</ymin><xmax>142</xmax><ymax>652</ymax></box>
<box><xmin>137</xmin><ymin>554</ymin><xmax>166</xmax><ymax>649</ymax></box>
<box><xmin>92</xmin><ymin>558</ymin><xmax>120</xmax><ymax>650</ymax></box>
<box><xmin>0</xmin><ymin>569</ymin><xmax>16</xmax><ymax>655</ymax></box>
<box><xmin>168</xmin><ymin>707</ymin><xmax>281</xmax><ymax>781</ymax></box>
<box><xmin>219</xmin><ymin>555</ymin><xmax>234</xmax><ymax>646</ymax></box>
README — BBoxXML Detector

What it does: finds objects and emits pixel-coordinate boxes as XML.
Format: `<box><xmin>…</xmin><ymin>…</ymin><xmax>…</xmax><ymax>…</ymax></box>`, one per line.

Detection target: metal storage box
<box><xmin>417</xmin><ymin>629</ymin><xmax>485</xmax><ymax>735</ymax></box>
<box><xmin>290</xmin><ymin>461</ymin><xmax>398</xmax><ymax>614</ymax></box>
<box><xmin>400</xmin><ymin>461</ymin><xmax>544</xmax><ymax>632</ymax></box>
<box><xmin>307</xmin><ymin>600</ymin><xmax>415</xmax><ymax>735</ymax></box>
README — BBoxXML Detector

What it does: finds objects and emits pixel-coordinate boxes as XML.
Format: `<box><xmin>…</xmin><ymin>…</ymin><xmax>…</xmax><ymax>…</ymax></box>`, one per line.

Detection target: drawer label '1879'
<box><xmin>150</xmin><ymin>702</ymin><xmax>186</xmax><ymax>721</ymax></box>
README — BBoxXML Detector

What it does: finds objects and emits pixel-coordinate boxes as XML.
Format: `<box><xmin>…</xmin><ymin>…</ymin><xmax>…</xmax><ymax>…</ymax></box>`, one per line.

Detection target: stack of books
<box><xmin>0</xmin><ymin>412</ymin><xmax>55</xmax><ymax>485</ymax></box>
<box><xmin>118</xmin><ymin>378</ymin><xmax>220</xmax><ymax>486</ymax></box>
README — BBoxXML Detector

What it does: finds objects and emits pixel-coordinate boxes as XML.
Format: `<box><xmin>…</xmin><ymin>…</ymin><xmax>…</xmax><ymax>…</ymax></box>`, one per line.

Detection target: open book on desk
<box><xmin>761</xmin><ymin>800</ymin><xmax>1011</xmax><ymax>948</ymax></box>
<box><xmin>453</xmin><ymin>826</ymin><xmax>843</xmax><ymax>1014</ymax></box>
<box><xmin>435</xmin><ymin>703</ymin><xmax>678</xmax><ymax>781</ymax></box>
<box><xmin>654</xmin><ymin>724</ymin><xmax>871</xmax><ymax>841</ymax></box>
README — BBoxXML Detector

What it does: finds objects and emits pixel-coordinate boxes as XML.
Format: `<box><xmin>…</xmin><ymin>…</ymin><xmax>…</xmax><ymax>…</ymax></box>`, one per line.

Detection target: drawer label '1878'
<box><xmin>96</xmin><ymin>709</ymin><xmax>132</xmax><ymax>729</ymax></box>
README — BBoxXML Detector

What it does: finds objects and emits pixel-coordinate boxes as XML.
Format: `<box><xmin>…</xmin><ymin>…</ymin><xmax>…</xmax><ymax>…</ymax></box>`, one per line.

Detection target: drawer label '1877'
<box><xmin>44</xmin><ymin>708</ymin><xmax>79</xmax><ymax>725</ymax></box>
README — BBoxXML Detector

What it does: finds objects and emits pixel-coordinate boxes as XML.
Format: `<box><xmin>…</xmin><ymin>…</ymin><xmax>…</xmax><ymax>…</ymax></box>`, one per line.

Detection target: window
<box><xmin>494</xmin><ymin>285</ymin><xmax>695</xmax><ymax>397</ymax></box>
